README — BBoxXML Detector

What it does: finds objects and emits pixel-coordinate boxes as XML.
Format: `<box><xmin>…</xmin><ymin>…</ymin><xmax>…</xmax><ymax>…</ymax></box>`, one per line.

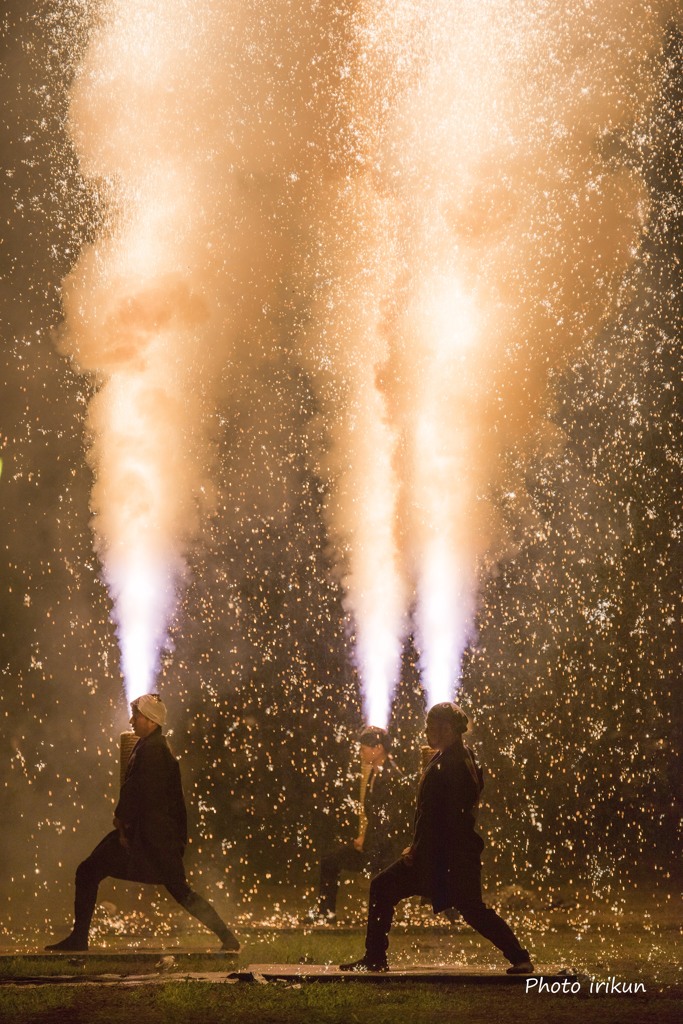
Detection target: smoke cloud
<box><xmin>341</xmin><ymin>0</ymin><xmax>682</xmax><ymax>716</ymax></box>
<box><xmin>60</xmin><ymin>0</ymin><xmax>679</xmax><ymax>717</ymax></box>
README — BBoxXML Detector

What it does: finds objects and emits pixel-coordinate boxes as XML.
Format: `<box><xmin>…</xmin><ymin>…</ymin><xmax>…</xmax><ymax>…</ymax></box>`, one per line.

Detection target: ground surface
<box><xmin>0</xmin><ymin>886</ymin><xmax>679</xmax><ymax>1022</ymax></box>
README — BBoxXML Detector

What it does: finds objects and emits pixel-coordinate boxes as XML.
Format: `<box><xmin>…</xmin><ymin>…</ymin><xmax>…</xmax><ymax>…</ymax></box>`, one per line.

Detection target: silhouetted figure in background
<box><xmin>45</xmin><ymin>693</ymin><xmax>239</xmax><ymax>953</ymax></box>
<box><xmin>341</xmin><ymin>702</ymin><xmax>534</xmax><ymax>973</ymax></box>
<box><xmin>310</xmin><ymin>726</ymin><xmax>407</xmax><ymax>924</ymax></box>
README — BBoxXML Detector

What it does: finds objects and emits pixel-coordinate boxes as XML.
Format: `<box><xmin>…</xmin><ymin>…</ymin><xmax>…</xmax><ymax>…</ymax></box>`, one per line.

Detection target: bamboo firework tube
<box><xmin>119</xmin><ymin>731</ymin><xmax>138</xmax><ymax>787</ymax></box>
<box><xmin>358</xmin><ymin>757</ymin><xmax>373</xmax><ymax>841</ymax></box>
<box><xmin>421</xmin><ymin>745</ymin><xmax>438</xmax><ymax>770</ymax></box>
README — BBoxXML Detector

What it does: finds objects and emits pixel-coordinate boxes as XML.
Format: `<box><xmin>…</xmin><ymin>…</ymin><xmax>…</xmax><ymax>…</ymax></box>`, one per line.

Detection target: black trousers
<box><xmin>365</xmin><ymin>856</ymin><xmax>529</xmax><ymax>965</ymax></box>
<box><xmin>70</xmin><ymin>832</ymin><xmax>231</xmax><ymax>944</ymax></box>
<box><xmin>318</xmin><ymin>842</ymin><xmax>367</xmax><ymax>915</ymax></box>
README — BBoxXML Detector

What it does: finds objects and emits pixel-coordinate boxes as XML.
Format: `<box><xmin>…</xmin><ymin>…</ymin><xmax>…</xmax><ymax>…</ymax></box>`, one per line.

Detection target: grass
<box><xmin>0</xmin><ymin>890</ymin><xmax>680</xmax><ymax>1023</ymax></box>
<box><xmin>0</xmin><ymin>977</ymin><xmax>680</xmax><ymax>1024</ymax></box>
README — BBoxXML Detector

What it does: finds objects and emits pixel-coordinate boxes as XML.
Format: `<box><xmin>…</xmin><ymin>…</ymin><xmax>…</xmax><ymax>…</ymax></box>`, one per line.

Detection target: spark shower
<box><xmin>58</xmin><ymin>0</ymin><xmax>679</xmax><ymax>724</ymax></box>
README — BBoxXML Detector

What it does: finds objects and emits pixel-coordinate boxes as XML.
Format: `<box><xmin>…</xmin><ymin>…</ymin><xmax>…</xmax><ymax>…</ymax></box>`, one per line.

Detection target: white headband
<box><xmin>132</xmin><ymin>693</ymin><xmax>167</xmax><ymax>726</ymax></box>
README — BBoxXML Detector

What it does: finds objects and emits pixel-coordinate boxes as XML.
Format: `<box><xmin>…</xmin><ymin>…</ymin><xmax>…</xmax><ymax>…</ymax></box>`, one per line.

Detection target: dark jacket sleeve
<box><xmin>115</xmin><ymin>733</ymin><xmax>188</xmax><ymax>882</ymax></box>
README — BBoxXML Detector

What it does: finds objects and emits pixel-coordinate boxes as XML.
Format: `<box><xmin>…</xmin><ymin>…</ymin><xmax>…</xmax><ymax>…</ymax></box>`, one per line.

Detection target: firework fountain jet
<box><xmin>330</xmin><ymin>0</ymin><xmax>677</xmax><ymax>715</ymax></box>
<box><xmin>300</xmin><ymin>183</ymin><xmax>409</xmax><ymax>729</ymax></box>
<box><xmin>407</xmin><ymin>272</ymin><xmax>480</xmax><ymax>705</ymax></box>
<box><xmin>59</xmin><ymin>0</ymin><xmax>679</xmax><ymax>718</ymax></box>
<box><xmin>92</xmin><ymin>374</ymin><xmax>187</xmax><ymax>699</ymax></box>
<box><xmin>62</xmin><ymin>206</ymin><xmax>206</xmax><ymax>701</ymax></box>
<box><xmin>59</xmin><ymin>2</ymin><xmax>222</xmax><ymax>700</ymax></box>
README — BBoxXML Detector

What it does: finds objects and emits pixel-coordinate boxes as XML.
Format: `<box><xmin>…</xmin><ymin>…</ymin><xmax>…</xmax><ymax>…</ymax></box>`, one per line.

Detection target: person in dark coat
<box><xmin>310</xmin><ymin>726</ymin><xmax>408</xmax><ymax>924</ymax></box>
<box><xmin>45</xmin><ymin>693</ymin><xmax>239</xmax><ymax>952</ymax></box>
<box><xmin>340</xmin><ymin>702</ymin><xmax>534</xmax><ymax>973</ymax></box>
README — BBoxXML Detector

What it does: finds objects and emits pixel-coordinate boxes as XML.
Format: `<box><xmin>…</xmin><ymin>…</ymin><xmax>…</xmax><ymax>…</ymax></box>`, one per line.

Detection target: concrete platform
<box><xmin>0</xmin><ymin>961</ymin><xmax>575</xmax><ymax>987</ymax></box>
<box><xmin>246</xmin><ymin>963</ymin><xmax>573</xmax><ymax>984</ymax></box>
<box><xmin>0</xmin><ymin>948</ymin><xmax>237</xmax><ymax>963</ymax></box>
<box><xmin>240</xmin><ymin>921</ymin><xmax>467</xmax><ymax>934</ymax></box>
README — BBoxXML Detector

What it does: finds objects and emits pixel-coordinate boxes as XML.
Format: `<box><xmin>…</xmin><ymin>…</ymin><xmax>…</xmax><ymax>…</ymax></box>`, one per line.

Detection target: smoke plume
<box><xmin>59</xmin><ymin>0</ymin><xmax>678</xmax><ymax>717</ymax></box>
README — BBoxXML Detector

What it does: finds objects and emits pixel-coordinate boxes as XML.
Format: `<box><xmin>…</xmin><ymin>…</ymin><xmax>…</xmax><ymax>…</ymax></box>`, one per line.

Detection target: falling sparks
<box><xmin>37</xmin><ymin>0</ymin><xmax>683</xmax><ymax>720</ymax></box>
<box><xmin>0</xmin><ymin>0</ymin><xmax>681</xmax><ymax>951</ymax></box>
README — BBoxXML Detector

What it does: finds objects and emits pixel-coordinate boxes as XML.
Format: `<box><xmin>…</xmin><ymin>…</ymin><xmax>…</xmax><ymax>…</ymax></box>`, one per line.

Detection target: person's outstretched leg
<box><xmin>458</xmin><ymin>897</ymin><xmax>531</xmax><ymax>964</ymax></box>
<box><xmin>318</xmin><ymin>843</ymin><xmax>366</xmax><ymax>919</ymax></box>
<box><xmin>341</xmin><ymin>858</ymin><xmax>418</xmax><ymax>971</ymax></box>
<box><xmin>166</xmin><ymin>883</ymin><xmax>239</xmax><ymax>951</ymax></box>
<box><xmin>46</xmin><ymin>832</ymin><xmax>126</xmax><ymax>951</ymax></box>
<box><xmin>453</xmin><ymin>858</ymin><xmax>531</xmax><ymax>969</ymax></box>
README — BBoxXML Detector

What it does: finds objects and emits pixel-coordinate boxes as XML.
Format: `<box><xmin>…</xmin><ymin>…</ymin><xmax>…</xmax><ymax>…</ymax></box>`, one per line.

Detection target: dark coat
<box><xmin>410</xmin><ymin>740</ymin><xmax>485</xmax><ymax>913</ymax></box>
<box><xmin>113</xmin><ymin>728</ymin><xmax>188</xmax><ymax>887</ymax></box>
<box><xmin>363</xmin><ymin>756</ymin><xmax>409</xmax><ymax>874</ymax></box>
